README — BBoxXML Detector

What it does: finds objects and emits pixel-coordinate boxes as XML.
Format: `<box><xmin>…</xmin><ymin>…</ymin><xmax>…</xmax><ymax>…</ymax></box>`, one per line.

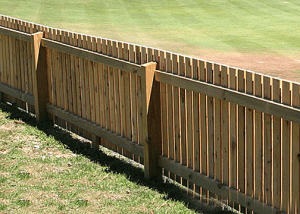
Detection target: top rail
<box><xmin>0</xmin><ymin>26</ymin><xmax>32</xmax><ymax>42</ymax></box>
<box><xmin>41</xmin><ymin>38</ymin><xmax>143</xmax><ymax>76</ymax></box>
<box><xmin>155</xmin><ymin>70</ymin><xmax>300</xmax><ymax>124</ymax></box>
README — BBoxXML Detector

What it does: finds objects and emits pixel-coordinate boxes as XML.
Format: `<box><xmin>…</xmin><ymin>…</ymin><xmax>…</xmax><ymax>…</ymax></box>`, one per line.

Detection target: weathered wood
<box><xmin>155</xmin><ymin>70</ymin><xmax>300</xmax><ymax>124</ymax></box>
<box><xmin>0</xmin><ymin>82</ymin><xmax>34</xmax><ymax>105</ymax></box>
<box><xmin>0</xmin><ymin>25</ymin><xmax>31</xmax><ymax>42</ymax></box>
<box><xmin>46</xmin><ymin>103</ymin><xmax>144</xmax><ymax>157</ymax></box>
<box><xmin>31</xmin><ymin>32</ymin><xmax>49</xmax><ymax>122</ymax></box>
<box><xmin>141</xmin><ymin>62</ymin><xmax>161</xmax><ymax>180</ymax></box>
<box><xmin>41</xmin><ymin>38</ymin><xmax>142</xmax><ymax>76</ymax></box>
<box><xmin>272</xmin><ymin>78</ymin><xmax>281</xmax><ymax>209</ymax></box>
<box><xmin>158</xmin><ymin>156</ymin><xmax>280</xmax><ymax>214</ymax></box>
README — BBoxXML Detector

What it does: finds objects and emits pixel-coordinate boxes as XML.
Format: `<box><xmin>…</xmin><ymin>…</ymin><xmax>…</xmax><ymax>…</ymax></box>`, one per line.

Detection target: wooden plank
<box><xmin>112</xmin><ymin>41</ymin><xmax>121</xmax><ymax>136</ymax></box>
<box><xmin>254</xmin><ymin>73</ymin><xmax>263</xmax><ymax>202</ymax></box>
<box><xmin>46</xmin><ymin>103</ymin><xmax>144</xmax><ymax>157</ymax></box>
<box><xmin>264</xmin><ymin>76</ymin><xmax>272</xmax><ymax>205</ymax></box>
<box><xmin>141</xmin><ymin>62</ymin><xmax>161</xmax><ymax>179</ymax></box>
<box><xmin>155</xmin><ymin>71</ymin><xmax>300</xmax><ymax>124</ymax></box>
<box><xmin>193</xmin><ymin>58</ymin><xmax>200</xmax><ymax>195</ymax></box>
<box><xmin>130</xmin><ymin>44</ymin><xmax>137</xmax><ymax>147</ymax></box>
<box><xmin>78</xmin><ymin>34</ymin><xmax>86</xmax><ymax>131</ymax></box>
<box><xmin>206</xmin><ymin>62</ymin><xmax>214</xmax><ymax>180</ymax></box>
<box><xmin>245</xmin><ymin>72</ymin><xmax>254</xmax><ymax>199</ymax></box>
<box><xmin>0</xmin><ymin>26</ymin><xmax>31</xmax><ymax>42</ymax></box>
<box><xmin>272</xmin><ymin>78</ymin><xmax>281</xmax><ymax>210</ymax></box>
<box><xmin>167</xmin><ymin>52</ymin><xmax>174</xmax><ymax>164</ymax></box>
<box><xmin>158</xmin><ymin>156</ymin><xmax>280</xmax><ymax>214</ymax></box>
<box><xmin>186</xmin><ymin>57</ymin><xmax>193</xmax><ymax>170</ymax></box>
<box><xmin>160</xmin><ymin>51</ymin><xmax>168</xmax><ymax>163</ymax></box>
<box><xmin>42</xmin><ymin>38</ymin><xmax>142</xmax><ymax>76</ymax></box>
<box><xmin>186</xmin><ymin>57</ymin><xmax>193</xmax><ymax>194</ymax></box>
<box><xmin>238</xmin><ymin>69</ymin><xmax>245</xmax><ymax>196</ymax></box>
<box><xmin>213</xmin><ymin>64</ymin><xmax>221</xmax><ymax>184</ymax></box>
<box><xmin>221</xmin><ymin>66</ymin><xmax>229</xmax><ymax>188</ymax></box>
<box><xmin>123</xmin><ymin>43</ymin><xmax>132</xmax><ymax>157</ymax></box>
<box><xmin>0</xmin><ymin>82</ymin><xmax>35</xmax><ymax>105</ymax></box>
<box><xmin>281</xmin><ymin>80</ymin><xmax>291</xmax><ymax>213</ymax></box>
<box><xmin>179</xmin><ymin>55</ymin><xmax>187</xmax><ymax>186</ymax></box>
<box><xmin>291</xmin><ymin>83</ymin><xmax>300</xmax><ymax>214</ymax></box>
<box><xmin>199</xmin><ymin>60</ymin><xmax>207</xmax><ymax>201</ymax></box>
<box><xmin>83</xmin><ymin>35</ymin><xmax>91</xmax><ymax>135</ymax></box>
<box><xmin>31</xmin><ymin>32</ymin><xmax>49</xmax><ymax>122</ymax></box>
<box><xmin>172</xmin><ymin>54</ymin><xmax>180</xmax><ymax>166</ymax></box>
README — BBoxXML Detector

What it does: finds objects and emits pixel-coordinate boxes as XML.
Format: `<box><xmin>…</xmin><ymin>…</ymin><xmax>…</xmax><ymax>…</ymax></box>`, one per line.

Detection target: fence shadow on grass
<box><xmin>0</xmin><ymin>102</ymin><xmax>234</xmax><ymax>214</ymax></box>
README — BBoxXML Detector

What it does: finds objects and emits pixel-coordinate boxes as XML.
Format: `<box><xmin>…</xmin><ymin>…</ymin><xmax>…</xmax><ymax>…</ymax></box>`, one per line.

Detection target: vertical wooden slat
<box><xmin>118</xmin><ymin>41</ymin><xmax>126</xmax><ymax>141</ymax></box>
<box><xmin>186</xmin><ymin>57</ymin><xmax>193</xmax><ymax>169</ymax></box>
<box><xmin>124</xmin><ymin>43</ymin><xmax>132</xmax><ymax>157</ymax></box>
<box><xmin>264</xmin><ymin>76</ymin><xmax>272</xmax><ymax>205</ymax></box>
<box><xmin>200</xmin><ymin>60</ymin><xmax>207</xmax><ymax>201</ymax></box>
<box><xmin>246</xmin><ymin>72</ymin><xmax>254</xmax><ymax>199</ymax></box>
<box><xmin>107</xmin><ymin>40</ymin><xmax>115</xmax><ymax>142</ymax></box>
<box><xmin>221</xmin><ymin>66</ymin><xmax>229</xmax><ymax>189</ymax></box>
<box><xmin>130</xmin><ymin>44</ymin><xmax>137</xmax><ymax>147</ymax></box>
<box><xmin>103</xmin><ymin>39</ymin><xmax>111</xmax><ymax>148</ymax></box>
<box><xmin>272</xmin><ymin>78</ymin><xmax>281</xmax><ymax>209</ymax></box>
<box><xmin>166</xmin><ymin>52</ymin><xmax>174</xmax><ymax>164</ymax></box>
<box><xmin>78</xmin><ymin>34</ymin><xmax>86</xmax><ymax>135</ymax></box>
<box><xmin>112</xmin><ymin>41</ymin><xmax>121</xmax><ymax>136</ymax></box>
<box><xmin>186</xmin><ymin>57</ymin><xmax>193</xmax><ymax>194</ymax></box>
<box><xmin>254</xmin><ymin>73</ymin><xmax>263</xmax><ymax>202</ymax></box>
<box><xmin>281</xmin><ymin>80</ymin><xmax>291</xmax><ymax>213</ymax></box>
<box><xmin>238</xmin><ymin>69</ymin><xmax>245</xmax><ymax>196</ymax></box>
<box><xmin>206</xmin><ymin>62</ymin><xmax>214</xmax><ymax>180</ymax></box>
<box><xmin>291</xmin><ymin>83</ymin><xmax>300</xmax><ymax>214</ymax></box>
<box><xmin>160</xmin><ymin>51</ymin><xmax>168</xmax><ymax>163</ymax></box>
<box><xmin>84</xmin><ymin>36</ymin><xmax>91</xmax><ymax>137</ymax></box>
<box><xmin>134</xmin><ymin>45</ymin><xmax>140</xmax><ymax>162</ymax></box>
<box><xmin>173</xmin><ymin>54</ymin><xmax>180</xmax><ymax>165</ymax></box>
<box><xmin>193</xmin><ymin>58</ymin><xmax>200</xmax><ymax>197</ymax></box>
<box><xmin>213</xmin><ymin>64</ymin><xmax>221</xmax><ymax>184</ymax></box>
<box><xmin>206</xmin><ymin>62</ymin><xmax>214</xmax><ymax>203</ymax></box>
<box><xmin>179</xmin><ymin>55</ymin><xmax>186</xmax><ymax>186</ymax></box>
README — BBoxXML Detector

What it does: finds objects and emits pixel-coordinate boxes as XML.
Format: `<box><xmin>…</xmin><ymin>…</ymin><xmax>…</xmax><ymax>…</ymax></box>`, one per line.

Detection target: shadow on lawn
<box><xmin>0</xmin><ymin>102</ymin><xmax>234</xmax><ymax>214</ymax></box>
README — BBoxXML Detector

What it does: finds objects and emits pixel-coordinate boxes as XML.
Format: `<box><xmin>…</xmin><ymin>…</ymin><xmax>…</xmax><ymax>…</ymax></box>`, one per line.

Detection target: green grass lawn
<box><xmin>0</xmin><ymin>0</ymin><xmax>299</xmax><ymax>58</ymax></box>
<box><xmin>0</xmin><ymin>102</ymin><xmax>203</xmax><ymax>213</ymax></box>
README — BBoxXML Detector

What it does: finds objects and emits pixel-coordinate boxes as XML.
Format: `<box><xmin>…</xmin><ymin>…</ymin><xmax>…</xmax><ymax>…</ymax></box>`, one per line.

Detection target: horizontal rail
<box><xmin>0</xmin><ymin>26</ymin><xmax>32</xmax><ymax>42</ymax></box>
<box><xmin>46</xmin><ymin>104</ymin><xmax>144</xmax><ymax>157</ymax></box>
<box><xmin>0</xmin><ymin>82</ymin><xmax>34</xmax><ymax>105</ymax></box>
<box><xmin>155</xmin><ymin>70</ymin><xmax>300</xmax><ymax>124</ymax></box>
<box><xmin>158</xmin><ymin>156</ymin><xmax>280</xmax><ymax>214</ymax></box>
<box><xmin>42</xmin><ymin>38</ymin><xmax>143</xmax><ymax>76</ymax></box>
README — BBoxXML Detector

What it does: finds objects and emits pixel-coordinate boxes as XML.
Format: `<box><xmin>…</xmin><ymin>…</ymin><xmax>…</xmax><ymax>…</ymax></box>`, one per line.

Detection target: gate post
<box><xmin>141</xmin><ymin>62</ymin><xmax>162</xmax><ymax>180</ymax></box>
<box><xmin>31</xmin><ymin>32</ymin><xmax>49</xmax><ymax>122</ymax></box>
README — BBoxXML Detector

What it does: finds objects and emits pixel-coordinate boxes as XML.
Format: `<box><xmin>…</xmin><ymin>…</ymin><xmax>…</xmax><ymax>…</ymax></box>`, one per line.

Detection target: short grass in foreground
<box><xmin>0</xmin><ymin>103</ymin><xmax>197</xmax><ymax>213</ymax></box>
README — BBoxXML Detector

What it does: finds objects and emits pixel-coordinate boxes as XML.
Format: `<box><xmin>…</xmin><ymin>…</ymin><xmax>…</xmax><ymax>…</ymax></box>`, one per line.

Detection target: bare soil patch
<box><xmin>193</xmin><ymin>51</ymin><xmax>300</xmax><ymax>82</ymax></box>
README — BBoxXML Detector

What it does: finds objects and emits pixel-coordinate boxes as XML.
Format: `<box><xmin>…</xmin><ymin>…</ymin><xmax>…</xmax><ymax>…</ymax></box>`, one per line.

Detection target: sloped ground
<box><xmin>0</xmin><ymin>102</ymin><xmax>235</xmax><ymax>213</ymax></box>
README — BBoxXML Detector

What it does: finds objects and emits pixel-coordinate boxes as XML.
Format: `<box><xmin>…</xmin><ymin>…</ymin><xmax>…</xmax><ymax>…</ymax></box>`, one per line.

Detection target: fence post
<box><xmin>31</xmin><ymin>32</ymin><xmax>48</xmax><ymax>122</ymax></box>
<box><xmin>141</xmin><ymin>62</ymin><xmax>162</xmax><ymax>180</ymax></box>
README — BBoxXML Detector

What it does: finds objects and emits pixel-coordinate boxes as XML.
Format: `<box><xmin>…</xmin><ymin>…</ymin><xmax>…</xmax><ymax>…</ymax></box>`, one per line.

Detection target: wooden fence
<box><xmin>0</xmin><ymin>15</ymin><xmax>299</xmax><ymax>214</ymax></box>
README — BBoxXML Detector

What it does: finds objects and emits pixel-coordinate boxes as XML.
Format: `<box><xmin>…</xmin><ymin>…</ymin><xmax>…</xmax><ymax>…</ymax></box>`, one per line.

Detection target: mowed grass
<box><xmin>0</xmin><ymin>0</ymin><xmax>299</xmax><ymax>57</ymax></box>
<box><xmin>0</xmin><ymin>103</ymin><xmax>198</xmax><ymax>213</ymax></box>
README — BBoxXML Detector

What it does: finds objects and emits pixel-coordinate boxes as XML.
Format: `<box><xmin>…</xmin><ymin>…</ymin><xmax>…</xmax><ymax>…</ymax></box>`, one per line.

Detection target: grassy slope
<box><xmin>0</xmin><ymin>0</ymin><xmax>299</xmax><ymax>57</ymax></box>
<box><xmin>0</xmin><ymin>103</ymin><xmax>198</xmax><ymax>213</ymax></box>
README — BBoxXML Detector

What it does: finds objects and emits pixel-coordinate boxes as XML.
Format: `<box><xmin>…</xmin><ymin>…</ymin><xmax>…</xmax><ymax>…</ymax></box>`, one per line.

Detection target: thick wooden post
<box><xmin>31</xmin><ymin>32</ymin><xmax>48</xmax><ymax>122</ymax></box>
<box><xmin>141</xmin><ymin>62</ymin><xmax>162</xmax><ymax>180</ymax></box>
